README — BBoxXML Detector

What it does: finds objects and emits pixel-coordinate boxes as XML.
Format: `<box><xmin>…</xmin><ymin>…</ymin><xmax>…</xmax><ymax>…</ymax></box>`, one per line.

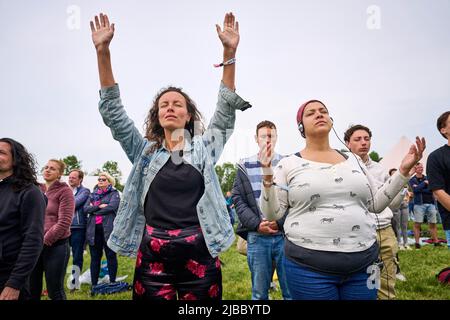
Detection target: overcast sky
<box><xmin>1</xmin><ymin>0</ymin><xmax>449</xmax><ymax>179</ymax></box>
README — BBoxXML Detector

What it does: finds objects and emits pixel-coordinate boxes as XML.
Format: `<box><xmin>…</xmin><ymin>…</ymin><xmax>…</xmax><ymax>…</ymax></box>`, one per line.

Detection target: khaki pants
<box><xmin>376</xmin><ymin>226</ymin><xmax>399</xmax><ymax>300</ymax></box>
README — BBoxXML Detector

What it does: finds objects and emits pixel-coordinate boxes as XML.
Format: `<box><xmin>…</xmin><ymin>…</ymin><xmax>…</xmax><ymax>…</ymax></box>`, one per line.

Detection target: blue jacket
<box><xmin>98</xmin><ymin>82</ymin><xmax>251</xmax><ymax>258</ymax></box>
<box><xmin>70</xmin><ymin>185</ymin><xmax>91</xmax><ymax>229</ymax></box>
<box><xmin>409</xmin><ymin>175</ymin><xmax>435</xmax><ymax>205</ymax></box>
<box><xmin>84</xmin><ymin>188</ymin><xmax>120</xmax><ymax>246</ymax></box>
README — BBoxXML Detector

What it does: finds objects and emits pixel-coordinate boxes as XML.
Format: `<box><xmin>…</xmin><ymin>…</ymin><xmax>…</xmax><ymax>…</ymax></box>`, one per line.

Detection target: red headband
<box><xmin>296</xmin><ymin>100</ymin><xmax>328</xmax><ymax>125</ymax></box>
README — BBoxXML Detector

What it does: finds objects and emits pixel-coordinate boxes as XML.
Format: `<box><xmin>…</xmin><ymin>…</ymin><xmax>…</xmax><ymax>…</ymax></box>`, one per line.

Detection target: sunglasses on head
<box><xmin>98</xmin><ymin>178</ymin><xmax>107</xmax><ymax>182</ymax></box>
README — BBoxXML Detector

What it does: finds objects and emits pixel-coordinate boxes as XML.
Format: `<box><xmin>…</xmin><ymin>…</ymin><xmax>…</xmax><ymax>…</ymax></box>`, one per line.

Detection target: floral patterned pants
<box><xmin>132</xmin><ymin>224</ymin><xmax>222</xmax><ymax>300</ymax></box>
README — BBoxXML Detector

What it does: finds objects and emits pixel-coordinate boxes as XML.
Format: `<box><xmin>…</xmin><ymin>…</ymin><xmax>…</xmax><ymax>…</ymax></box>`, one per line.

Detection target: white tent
<box><xmin>379</xmin><ymin>136</ymin><xmax>428</xmax><ymax>174</ymax></box>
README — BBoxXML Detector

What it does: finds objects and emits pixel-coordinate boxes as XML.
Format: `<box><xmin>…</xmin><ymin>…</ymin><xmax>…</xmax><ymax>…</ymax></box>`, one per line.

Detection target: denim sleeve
<box><xmin>98</xmin><ymin>84</ymin><xmax>145</xmax><ymax>164</ymax></box>
<box><xmin>202</xmin><ymin>82</ymin><xmax>251</xmax><ymax>165</ymax></box>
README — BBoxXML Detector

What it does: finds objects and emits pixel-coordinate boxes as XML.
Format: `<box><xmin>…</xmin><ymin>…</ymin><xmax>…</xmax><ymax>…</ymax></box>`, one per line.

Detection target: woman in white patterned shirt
<box><xmin>259</xmin><ymin>100</ymin><xmax>425</xmax><ymax>300</ymax></box>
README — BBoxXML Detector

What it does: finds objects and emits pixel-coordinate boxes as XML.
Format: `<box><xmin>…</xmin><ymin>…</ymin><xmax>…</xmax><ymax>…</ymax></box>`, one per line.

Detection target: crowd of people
<box><xmin>0</xmin><ymin>12</ymin><xmax>449</xmax><ymax>301</ymax></box>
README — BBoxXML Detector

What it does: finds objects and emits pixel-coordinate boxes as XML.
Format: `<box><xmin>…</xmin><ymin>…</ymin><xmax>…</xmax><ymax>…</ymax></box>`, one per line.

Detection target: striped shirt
<box><xmin>240</xmin><ymin>153</ymin><xmax>284</xmax><ymax>203</ymax></box>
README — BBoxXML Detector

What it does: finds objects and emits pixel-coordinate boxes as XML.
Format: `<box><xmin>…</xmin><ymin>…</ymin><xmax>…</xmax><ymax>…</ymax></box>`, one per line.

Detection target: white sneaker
<box><xmin>396</xmin><ymin>273</ymin><xmax>407</xmax><ymax>281</ymax></box>
<box><xmin>404</xmin><ymin>245</ymin><xmax>412</xmax><ymax>250</ymax></box>
<box><xmin>399</xmin><ymin>245</ymin><xmax>405</xmax><ymax>250</ymax></box>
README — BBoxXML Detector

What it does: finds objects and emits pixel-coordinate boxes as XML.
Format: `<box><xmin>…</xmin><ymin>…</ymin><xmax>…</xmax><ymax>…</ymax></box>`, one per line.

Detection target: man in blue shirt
<box><xmin>409</xmin><ymin>163</ymin><xmax>440</xmax><ymax>248</ymax></box>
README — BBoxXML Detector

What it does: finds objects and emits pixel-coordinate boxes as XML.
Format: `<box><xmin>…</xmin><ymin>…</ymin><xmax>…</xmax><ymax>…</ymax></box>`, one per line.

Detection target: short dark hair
<box><xmin>0</xmin><ymin>138</ymin><xmax>39</xmax><ymax>191</ymax></box>
<box><xmin>388</xmin><ymin>168</ymin><xmax>397</xmax><ymax>176</ymax></box>
<box><xmin>69</xmin><ymin>169</ymin><xmax>84</xmax><ymax>181</ymax></box>
<box><xmin>437</xmin><ymin>111</ymin><xmax>450</xmax><ymax>139</ymax></box>
<box><xmin>344</xmin><ymin>124</ymin><xmax>372</xmax><ymax>143</ymax></box>
<box><xmin>256</xmin><ymin>120</ymin><xmax>277</xmax><ymax>136</ymax></box>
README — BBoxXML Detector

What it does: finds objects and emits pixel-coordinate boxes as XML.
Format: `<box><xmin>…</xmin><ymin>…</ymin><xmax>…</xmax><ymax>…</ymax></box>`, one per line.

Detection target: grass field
<box><xmin>58</xmin><ymin>223</ymin><xmax>449</xmax><ymax>300</ymax></box>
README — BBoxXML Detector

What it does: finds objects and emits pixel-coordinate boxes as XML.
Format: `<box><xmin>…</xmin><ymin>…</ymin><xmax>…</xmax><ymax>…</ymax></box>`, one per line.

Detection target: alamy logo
<box><xmin>366</xmin><ymin>264</ymin><xmax>381</xmax><ymax>290</ymax></box>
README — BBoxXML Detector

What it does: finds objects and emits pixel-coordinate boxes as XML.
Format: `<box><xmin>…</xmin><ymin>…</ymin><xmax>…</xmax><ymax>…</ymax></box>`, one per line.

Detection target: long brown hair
<box><xmin>144</xmin><ymin>87</ymin><xmax>204</xmax><ymax>153</ymax></box>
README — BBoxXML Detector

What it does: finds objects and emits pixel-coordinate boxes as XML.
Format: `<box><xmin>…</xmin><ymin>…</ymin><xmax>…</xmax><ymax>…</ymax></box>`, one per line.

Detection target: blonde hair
<box><xmin>48</xmin><ymin>159</ymin><xmax>66</xmax><ymax>176</ymax></box>
<box><xmin>98</xmin><ymin>172</ymin><xmax>116</xmax><ymax>187</ymax></box>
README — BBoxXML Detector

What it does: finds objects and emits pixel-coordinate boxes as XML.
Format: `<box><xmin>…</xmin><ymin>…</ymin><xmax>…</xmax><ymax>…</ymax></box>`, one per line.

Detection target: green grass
<box><xmin>395</xmin><ymin>222</ymin><xmax>450</xmax><ymax>300</ymax></box>
<box><xmin>46</xmin><ymin>223</ymin><xmax>449</xmax><ymax>300</ymax></box>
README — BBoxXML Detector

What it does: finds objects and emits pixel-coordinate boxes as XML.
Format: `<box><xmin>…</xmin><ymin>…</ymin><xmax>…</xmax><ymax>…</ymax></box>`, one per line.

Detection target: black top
<box><xmin>285</xmin><ymin>239</ymin><xmax>379</xmax><ymax>276</ymax></box>
<box><xmin>144</xmin><ymin>154</ymin><xmax>205</xmax><ymax>230</ymax></box>
<box><xmin>427</xmin><ymin>144</ymin><xmax>450</xmax><ymax>230</ymax></box>
<box><xmin>0</xmin><ymin>177</ymin><xmax>46</xmax><ymax>290</ymax></box>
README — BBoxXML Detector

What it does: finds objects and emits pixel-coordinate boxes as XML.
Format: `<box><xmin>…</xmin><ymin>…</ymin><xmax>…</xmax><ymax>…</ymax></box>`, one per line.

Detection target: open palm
<box><xmin>90</xmin><ymin>13</ymin><xmax>115</xmax><ymax>50</ymax></box>
<box><xmin>400</xmin><ymin>137</ymin><xmax>426</xmax><ymax>175</ymax></box>
<box><xmin>216</xmin><ymin>12</ymin><xmax>240</xmax><ymax>51</ymax></box>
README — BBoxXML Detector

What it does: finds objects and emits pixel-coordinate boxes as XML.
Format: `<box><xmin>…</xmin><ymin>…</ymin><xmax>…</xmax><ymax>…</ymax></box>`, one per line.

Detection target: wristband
<box><xmin>214</xmin><ymin>57</ymin><xmax>236</xmax><ymax>68</ymax></box>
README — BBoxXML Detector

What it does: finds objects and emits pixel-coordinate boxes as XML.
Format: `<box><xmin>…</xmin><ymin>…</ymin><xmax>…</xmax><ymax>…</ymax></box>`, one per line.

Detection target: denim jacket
<box><xmin>99</xmin><ymin>82</ymin><xmax>251</xmax><ymax>258</ymax></box>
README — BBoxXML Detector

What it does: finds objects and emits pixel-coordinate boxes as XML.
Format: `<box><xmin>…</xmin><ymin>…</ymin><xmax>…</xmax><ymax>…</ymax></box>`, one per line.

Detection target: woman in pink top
<box><xmin>30</xmin><ymin>159</ymin><xmax>74</xmax><ymax>300</ymax></box>
<box><xmin>84</xmin><ymin>172</ymin><xmax>120</xmax><ymax>287</ymax></box>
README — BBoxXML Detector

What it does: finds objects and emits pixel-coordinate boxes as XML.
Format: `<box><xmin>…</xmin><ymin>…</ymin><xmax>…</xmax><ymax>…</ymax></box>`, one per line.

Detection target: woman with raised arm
<box><xmin>259</xmin><ymin>100</ymin><xmax>425</xmax><ymax>300</ymax></box>
<box><xmin>90</xmin><ymin>12</ymin><xmax>250</xmax><ymax>300</ymax></box>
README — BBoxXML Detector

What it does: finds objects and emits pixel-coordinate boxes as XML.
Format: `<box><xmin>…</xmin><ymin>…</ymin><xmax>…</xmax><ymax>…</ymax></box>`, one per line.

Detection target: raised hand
<box><xmin>90</xmin><ymin>13</ymin><xmax>115</xmax><ymax>51</ymax></box>
<box><xmin>258</xmin><ymin>141</ymin><xmax>274</xmax><ymax>168</ymax></box>
<box><xmin>216</xmin><ymin>12</ymin><xmax>240</xmax><ymax>52</ymax></box>
<box><xmin>399</xmin><ymin>137</ymin><xmax>426</xmax><ymax>176</ymax></box>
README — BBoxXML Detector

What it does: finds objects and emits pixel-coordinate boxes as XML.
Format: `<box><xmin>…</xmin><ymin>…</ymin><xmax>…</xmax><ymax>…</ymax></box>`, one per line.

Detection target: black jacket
<box><xmin>0</xmin><ymin>177</ymin><xmax>46</xmax><ymax>290</ymax></box>
<box><xmin>232</xmin><ymin>163</ymin><xmax>287</xmax><ymax>240</ymax></box>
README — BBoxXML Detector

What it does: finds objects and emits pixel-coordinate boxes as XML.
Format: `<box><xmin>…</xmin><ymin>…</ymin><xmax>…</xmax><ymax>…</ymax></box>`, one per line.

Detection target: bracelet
<box><xmin>214</xmin><ymin>57</ymin><xmax>236</xmax><ymax>68</ymax></box>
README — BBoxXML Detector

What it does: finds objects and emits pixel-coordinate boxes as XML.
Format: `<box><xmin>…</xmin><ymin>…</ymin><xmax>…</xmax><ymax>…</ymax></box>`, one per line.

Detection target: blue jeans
<box><xmin>69</xmin><ymin>228</ymin><xmax>86</xmax><ymax>271</ymax></box>
<box><xmin>283</xmin><ymin>257</ymin><xmax>378</xmax><ymax>300</ymax></box>
<box><xmin>246</xmin><ymin>232</ymin><xmax>291</xmax><ymax>300</ymax></box>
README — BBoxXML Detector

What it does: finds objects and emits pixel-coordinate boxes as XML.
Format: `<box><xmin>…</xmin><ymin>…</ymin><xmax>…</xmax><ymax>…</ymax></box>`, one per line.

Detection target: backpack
<box><xmin>436</xmin><ymin>267</ymin><xmax>450</xmax><ymax>285</ymax></box>
<box><xmin>91</xmin><ymin>281</ymin><xmax>132</xmax><ymax>296</ymax></box>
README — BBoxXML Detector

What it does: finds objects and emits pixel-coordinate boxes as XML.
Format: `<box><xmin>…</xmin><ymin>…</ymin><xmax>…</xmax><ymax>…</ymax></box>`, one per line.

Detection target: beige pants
<box><xmin>376</xmin><ymin>226</ymin><xmax>399</xmax><ymax>300</ymax></box>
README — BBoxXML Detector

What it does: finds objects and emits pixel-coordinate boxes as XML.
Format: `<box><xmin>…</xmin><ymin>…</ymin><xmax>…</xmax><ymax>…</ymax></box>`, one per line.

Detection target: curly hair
<box><xmin>0</xmin><ymin>138</ymin><xmax>39</xmax><ymax>191</ymax></box>
<box><xmin>144</xmin><ymin>87</ymin><xmax>204</xmax><ymax>153</ymax></box>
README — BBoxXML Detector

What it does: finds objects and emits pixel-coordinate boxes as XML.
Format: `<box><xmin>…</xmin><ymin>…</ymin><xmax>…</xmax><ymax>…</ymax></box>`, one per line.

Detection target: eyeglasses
<box><xmin>98</xmin><ymin>178</ymin><xmax>107</xmax><ymax>182</ymax></box>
